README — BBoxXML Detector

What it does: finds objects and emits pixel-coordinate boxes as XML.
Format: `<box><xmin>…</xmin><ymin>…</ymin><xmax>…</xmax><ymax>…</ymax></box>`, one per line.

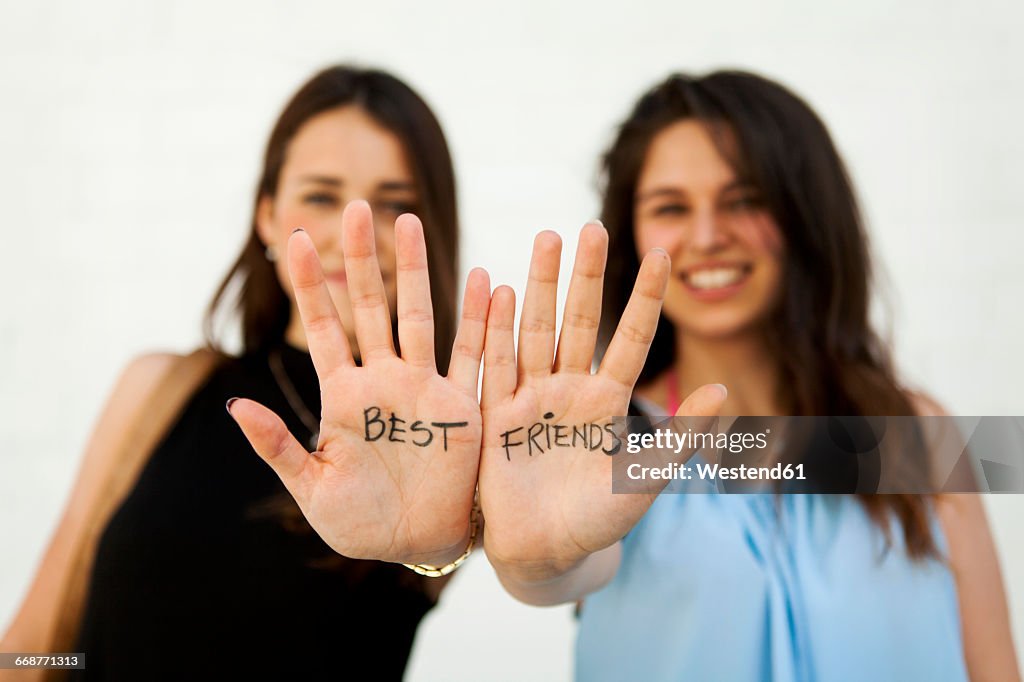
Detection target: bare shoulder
<box><xmin>86</xmin><ymin>351</ymin><xmax>185</xmax><ymax>466</ymax></box>
<box><xmin>118</xmin><ymin>351</ymin><xmax>183</xmax><ymax>395</ymax></box>
<box><xmin>904</xmin><ymin>389</ymin><xmax>950</xmax><ymax>417</ymax></box>
<box><xmin>902</xmin><ymin>392</ymin><xmax>978</xmax><ymax>513</ymax></box>
<box><xmin>901</xmin><ymin>392</ymin><xmax>977</xmax><ymax>512</ymax></box>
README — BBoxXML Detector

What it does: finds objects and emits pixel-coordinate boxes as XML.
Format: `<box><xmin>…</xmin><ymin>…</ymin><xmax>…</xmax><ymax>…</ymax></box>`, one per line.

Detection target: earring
<box><xmin>265</xmin><ymin>245</ymin><xmax>277</xmax><ymax>262</ymax></box>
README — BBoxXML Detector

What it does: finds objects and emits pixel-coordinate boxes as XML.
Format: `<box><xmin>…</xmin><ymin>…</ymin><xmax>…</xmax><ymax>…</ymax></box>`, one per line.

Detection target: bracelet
<box><xmin>402</xmin><ymin>491</ymin><xmax>480</xmax><ymax>577</ymax></box>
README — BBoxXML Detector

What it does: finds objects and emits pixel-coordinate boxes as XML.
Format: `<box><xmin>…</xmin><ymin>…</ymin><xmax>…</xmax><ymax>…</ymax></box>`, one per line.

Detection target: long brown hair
<box><xmin>203</xmin><ymin>65</ymin><xmax>460</xmax><ymax>583</ymax></box>
<box><xmin>596</xmin><ymin>70</ymin><xmax>937</xmax><ymax>558</ymax></box>
<box><xmin>203</xmin><ymin>64</ymin><xmax>459</xmax><ymax>371</ymax></box>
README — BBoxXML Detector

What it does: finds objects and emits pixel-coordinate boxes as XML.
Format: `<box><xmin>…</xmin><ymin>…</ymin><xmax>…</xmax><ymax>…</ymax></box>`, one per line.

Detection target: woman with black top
<box><xmin>1</xmin><ymin>64</ymin><xmax>482</xmax><ymax>680</ymax></box>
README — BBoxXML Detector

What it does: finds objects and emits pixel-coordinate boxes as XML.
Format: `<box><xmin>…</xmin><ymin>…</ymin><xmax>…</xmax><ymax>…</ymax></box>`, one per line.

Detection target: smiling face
<box><xmin>256</xmin><ymin>105</ymin><xmax>419</xmax><ymax>354</ymax></box>
<box><xmin>633</xmin><ymin>119</ymin><xmax>785</xmax><ymax>341</ymax></box>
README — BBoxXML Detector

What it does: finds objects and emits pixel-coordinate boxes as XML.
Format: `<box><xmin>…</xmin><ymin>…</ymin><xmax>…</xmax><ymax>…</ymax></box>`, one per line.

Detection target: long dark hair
<box><xmin>596</xmin><ymin>70</ymin><xmax>937</xmax><ymax>558</ymax></box>
<box><xmin>203</xmin><ymin>64</ymin><xmax>459</xmax><ymax>372</ymax></box>
<box><xmin>204</xmin><ymin>65</ymin><xmax>459</xmax><ymax>584</ymax></box>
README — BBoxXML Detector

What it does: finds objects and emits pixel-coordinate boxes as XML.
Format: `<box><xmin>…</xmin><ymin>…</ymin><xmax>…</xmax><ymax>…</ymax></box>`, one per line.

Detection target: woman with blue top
<box><xmin>222</xmin><ymin>71</ymin><xmax>1018</xmax><ymax>680</ymax></box>
<box><xmin>480</xmin><ymin>71</ymin><xmax>1019</xmax><ymax>681</ymax></box>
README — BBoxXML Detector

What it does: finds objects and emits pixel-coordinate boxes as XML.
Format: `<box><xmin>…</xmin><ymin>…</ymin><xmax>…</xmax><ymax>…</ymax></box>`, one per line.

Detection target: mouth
<box><xmin>678</xmin><ymin>263</ymin><xmax>753</xmax><ymax>299</ymax></box>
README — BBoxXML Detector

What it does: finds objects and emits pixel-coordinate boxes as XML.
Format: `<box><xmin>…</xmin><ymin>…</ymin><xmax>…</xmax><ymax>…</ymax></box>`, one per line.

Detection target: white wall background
<box><xmin>1</xmin><ymin>1</ymin><xmax>1022</xmax><ymax>680</ymax></box>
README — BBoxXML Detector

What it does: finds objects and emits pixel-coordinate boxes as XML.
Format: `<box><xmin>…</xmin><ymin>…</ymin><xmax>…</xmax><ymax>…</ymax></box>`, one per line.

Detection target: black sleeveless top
<box><xmin>70</xmin><ymin>341</ymin><xmax>438</xmax><ymax>681</ymax></box>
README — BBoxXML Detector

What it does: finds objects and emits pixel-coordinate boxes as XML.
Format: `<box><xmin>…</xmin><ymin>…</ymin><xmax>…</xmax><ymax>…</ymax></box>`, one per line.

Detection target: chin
<box><xmin>667</xmin><ymin>309</ymin><xmax>767</xmax><ymax>341</ymax></box>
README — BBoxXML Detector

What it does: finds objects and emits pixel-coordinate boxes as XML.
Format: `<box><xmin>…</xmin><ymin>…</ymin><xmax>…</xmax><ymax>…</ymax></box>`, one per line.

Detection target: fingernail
<box><xmin>712</xmin><ymin>384</ymin><xmax>728</xmax><ymax>399</ymax></box>
<box><xmin>590</xmin><ymin>218</ymin><xmax>605</xmax><ymax>228</ymax></box>
<box><xmin>225</xmin><ymin>397</ymin><xmax>239</xmax><ymax>416</ymax></box>
<box><xmin>291</xmin><ymin>227</ymin><xmax>305</xmax><ymax>234</ymax></box>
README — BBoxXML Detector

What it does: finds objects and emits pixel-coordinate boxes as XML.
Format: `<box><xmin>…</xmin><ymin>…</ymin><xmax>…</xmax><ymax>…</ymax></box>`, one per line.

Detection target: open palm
<box><xmin>229</xmin><ymin>201</ymin><xmax>488</xmax><ymax>566</ymax></box>
<box><xmin>479</xmin><ymin>224</ymin><xmax>726</xmax><ymax>578</ymax></box>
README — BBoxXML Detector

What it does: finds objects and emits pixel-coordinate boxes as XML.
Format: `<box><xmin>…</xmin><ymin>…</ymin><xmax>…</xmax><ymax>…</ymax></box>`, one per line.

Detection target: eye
<box><xmin>303</xmin><ymin>192</ymin><xmax>339</xmax><ymax>207</ymax></box>
<box><xmin>652</xmin><ymin>203</ymin><xmax>690</xmax><ymax>217</ymax></box>
<box><xmin>375</xmin><ymin>199</ymin><xmax>419</xmax><ymax>216</ymax></box>
<box><xmin>723</xmin><ymin>195</ymin><xmax>763</xmax><ymax>213</ymax></box>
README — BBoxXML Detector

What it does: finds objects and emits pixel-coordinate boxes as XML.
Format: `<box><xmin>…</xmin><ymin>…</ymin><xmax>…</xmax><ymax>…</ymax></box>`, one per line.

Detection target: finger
<box><xmin>666</xmin><ymin>384</ymin><xmax>729</xmax><ymax>466</ymax></box>
<box><xmin>395</xmin><ymin>214</ymin><xmax>436</xmax><ymax>370</ymax></box>
<box><xmin>517</xmin><ymin>231</ymin><xmax>561</xmax><ymax>380</ymax></box>
<box><xmin>614</xmin><ymin>384</ymin><xmax>728</xmax><ymax>497</ymax></box>
<box><xmin>597</xmin><ymin>248</ymin><xmax>670</xmax><ymax>388</ymax></box>
<box><xmin>342</xmin><ymin>200</ymin><xmax>396</xmax><ymax>363</ymax></box>
<box><xmin>553</xmin><ymin>222</ymin><xmax>608</xmax><ymax>373</ymax></box>
<box><xmin>675</xmin><ymin>383</ymin><xmax>729</xmax><ymax>419</ymax></box>
<box><xmin>226</xmin><ymin>397</ymin><xmax>318</xmax><ymax>504</ymax></box>
<box><xmin>448</xmin><ymin>267</ymin><xmax>491</xmax><ymax>397</ymax></box>
<box><xmin>287</xmin><ymin>228</ymin><xmax>355</xmax><ymax>376</ymax></box>
<box><xmin>482</xmin><ymin>286</ymin><xmax>517</xmax><ymax>409</ymax></box>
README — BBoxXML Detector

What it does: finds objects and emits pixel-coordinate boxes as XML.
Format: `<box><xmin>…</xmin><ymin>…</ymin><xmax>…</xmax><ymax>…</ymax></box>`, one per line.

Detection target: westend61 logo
<box><xmin>613</xmin><ymin>416</ymin><xmax>1024</xmax><ymax>494</ymax></box>
<box><xmin>625</xmin><ymin>427</ymin><xmax>770</xmax><ymax>454</ymax></box>
<box><xmin>619</xmin><ymin>425</ymin><xmax>795</xmax><ymax>484</ymax></box>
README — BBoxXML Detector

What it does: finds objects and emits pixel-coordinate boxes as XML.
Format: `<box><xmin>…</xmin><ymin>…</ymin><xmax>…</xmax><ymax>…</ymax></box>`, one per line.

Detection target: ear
<box><xmin>256</xmin><ymin>195</ymin><xmax>275</xmax><ymax>247</ymax></box>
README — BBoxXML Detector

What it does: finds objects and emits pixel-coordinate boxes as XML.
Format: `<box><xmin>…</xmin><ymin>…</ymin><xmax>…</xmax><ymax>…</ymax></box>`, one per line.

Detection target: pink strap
<box><xmin>666</xmin><ymin>366</ymin><xmax>681</xmax><ymax>416</ymax></box>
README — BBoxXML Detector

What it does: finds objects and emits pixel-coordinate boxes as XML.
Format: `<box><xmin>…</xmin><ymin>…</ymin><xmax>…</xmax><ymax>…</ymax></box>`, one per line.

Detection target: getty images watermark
<box><xmin>609</xmin><ymin>416</ymin><xmax>1024</xmax><ymax>494</ymax></box>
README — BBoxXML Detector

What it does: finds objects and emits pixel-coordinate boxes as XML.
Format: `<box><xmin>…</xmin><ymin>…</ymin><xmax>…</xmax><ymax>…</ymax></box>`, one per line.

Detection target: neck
<box><xmin>638</xmin><ymin>328</ymin><xmax>784</xmax><ymax>416</ymax></box>
<box><xmin>284</xmin><ymin>316</ymin><xmax>309</xmax><ymax>352</ymax></box>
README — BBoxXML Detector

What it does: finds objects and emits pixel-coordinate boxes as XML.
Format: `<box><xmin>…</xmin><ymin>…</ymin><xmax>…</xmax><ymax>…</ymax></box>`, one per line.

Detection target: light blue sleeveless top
<box><xmin>575</xmin><ymin>457</ymin><xmax>968</xmax><ymax>681</ymax></box>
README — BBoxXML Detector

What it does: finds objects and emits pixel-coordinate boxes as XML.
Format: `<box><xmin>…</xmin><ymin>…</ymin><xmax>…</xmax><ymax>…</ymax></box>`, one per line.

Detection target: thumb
<box><xmin>675</xmin><ymin>383</ymin><xmax>728</xmax><ymax>419</ymax></box>
<box><xmin>611</xmin><ymin>383</ymin><xmax>729</xmax><ymax>497</ymax></box>
<box><xmin>226</xmin><ymin>397</ymin><xmax>316</xmax><ymax>503</ymax></box>
<box><xmin>673</xmin><ymin>383</ymin><xmax>729</xmax><ymax>436</ymax></box>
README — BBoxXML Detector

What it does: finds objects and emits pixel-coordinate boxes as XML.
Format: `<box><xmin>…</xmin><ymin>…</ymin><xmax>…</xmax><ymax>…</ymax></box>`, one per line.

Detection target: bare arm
<box><xmin>0</xmin><ymin>353</ymin><xmax>178</xmax><ymax>661</ymax></box>
<box><xmin>486</xmin><ymin>542</ymin><xmax>622</xmax><ymax>607</ymax></box>
<box><xmin>911</xmin><ymin>392</ymin><xmax>1020</xmax><ymax>681</ymax></box>
<box><xmin>935</xmin><ymin>495</ymin><xmax>1020</xmax><ymax>681</ymax></box>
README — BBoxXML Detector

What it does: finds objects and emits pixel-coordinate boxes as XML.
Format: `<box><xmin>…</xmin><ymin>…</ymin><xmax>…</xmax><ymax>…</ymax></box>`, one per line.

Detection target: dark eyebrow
<box><xmin>636</xmin><ymin>187</ymin><xmax>688</xmax><ymax>203</ymax></box>
<box><xmin>299</xmin><ymin>175</ymin><xmax>342</xmax><ymax>187</ymax></box>
<box><xmin>719</xmin><ymin>179</ymin><xmax>758</xmax><ymax>194</ymax></box>
<box><xmin>297</xmin><ymin>176</ymin><xmax>416</xmax><ymax>193</ymax></box>
<box><xmin>377</xmin><ymin>181</ymin><xmax>416</xmax><ymax>192</ymax></box>
<box><xmin>637</xmin><ymin>179</ymin><xmax>757</xmax><ymax>203</ymax></box>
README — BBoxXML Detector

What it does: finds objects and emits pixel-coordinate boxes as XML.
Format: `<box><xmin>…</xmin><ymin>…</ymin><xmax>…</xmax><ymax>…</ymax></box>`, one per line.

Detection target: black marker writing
<box><xmin>498</xmin><ymin>411</ymin><xmax>622</xmax><ymax>460</ymax></box>
<box><xmin>501</xmin><ymin>427</ymin><xmax>524</xmax><ymax>460</ymax></box>
<box><xmin>363</xmin><ymin>406</ymin><xmax>467</xmax><ymax>451</ymax></box>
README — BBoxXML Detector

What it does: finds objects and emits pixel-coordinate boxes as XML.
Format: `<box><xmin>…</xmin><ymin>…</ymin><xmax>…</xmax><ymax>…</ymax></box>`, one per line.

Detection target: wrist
<box><xmin>406</xmin><ymin>525</ymin><xmax>473</xmax><ymax>567</ymax></box>
<box><xmin>401</xmin><ymin>493</ymin><xmax>480</xmax><ymax>577</ymax></box>
<box><xmin>484</xmin><ymin>542</ymin><xmax>587</xmax><ymax>586</ymax></box>
<box><xmin>486</xmin><ymin>543</ymin><xmax>622</xmax><ymax>606</ymax></box>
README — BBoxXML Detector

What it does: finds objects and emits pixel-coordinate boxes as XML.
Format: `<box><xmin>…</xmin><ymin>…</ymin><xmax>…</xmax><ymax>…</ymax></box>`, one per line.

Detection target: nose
<box><xmin>688</xmin><ymin>206</ymin><xmax>729</xmax><ymax>253</ymax></box>
<box><xmin>308</xmin><ymin>213</ymin><xmax>344</xmax><ymax>256</ymax></box>
<box><xmin>318</xmin><ymin>227</ymin><xmax>342</xmax><ymax>256</ymax></box>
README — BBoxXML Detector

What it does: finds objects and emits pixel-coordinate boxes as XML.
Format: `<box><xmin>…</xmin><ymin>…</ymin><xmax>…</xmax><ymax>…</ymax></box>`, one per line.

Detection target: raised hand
<box><xmin>479</xmin><ymin>223</ymin><xmax>726</xmax><ymax>582</ymax></box>
<box><xmin>228</xmin><ymin>200</ymin><xmax>489</xmax><ymax>566</ymax></box>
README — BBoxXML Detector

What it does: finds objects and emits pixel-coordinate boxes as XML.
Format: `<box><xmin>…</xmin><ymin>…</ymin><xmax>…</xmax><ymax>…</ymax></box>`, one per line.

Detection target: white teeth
<box><xmin>686</xmin><ymin>267</ymin><xmax>745</xmax><ymax>290</ymax></box>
